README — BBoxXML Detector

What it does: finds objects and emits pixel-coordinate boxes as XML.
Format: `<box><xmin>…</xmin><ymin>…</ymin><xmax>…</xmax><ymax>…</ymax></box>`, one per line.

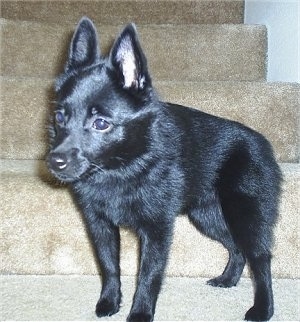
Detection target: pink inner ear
<box><xmin>115</xmin><ymin>36</ymin><xmax>138</xmax><ymax>88</ymax></box>
<box><xmin>122</xmin><ymin>54</ymin><xmax>138</xmax><ymax>88</ymax></box>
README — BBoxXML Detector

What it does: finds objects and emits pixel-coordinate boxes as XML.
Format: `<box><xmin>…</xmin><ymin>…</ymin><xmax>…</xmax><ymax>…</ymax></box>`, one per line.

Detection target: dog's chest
<box><xmin>73</xmin><ymin>175</ymin><xmax>147</xmax><ymax>227</ymax></box>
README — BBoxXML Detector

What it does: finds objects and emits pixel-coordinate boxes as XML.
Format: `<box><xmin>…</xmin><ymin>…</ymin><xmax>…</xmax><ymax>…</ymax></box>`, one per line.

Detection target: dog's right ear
<box><xmin>65</xmin><ymin>17</ymin><xmax>100</xmax><ymax>71</ymax></box>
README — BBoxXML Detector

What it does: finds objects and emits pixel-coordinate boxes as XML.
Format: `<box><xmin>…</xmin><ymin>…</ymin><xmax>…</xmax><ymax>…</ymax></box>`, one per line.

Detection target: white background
<box><xmin>245</xmin><ymin>0</ymin><xmax>299</xmax><ymax>83</ymax></box>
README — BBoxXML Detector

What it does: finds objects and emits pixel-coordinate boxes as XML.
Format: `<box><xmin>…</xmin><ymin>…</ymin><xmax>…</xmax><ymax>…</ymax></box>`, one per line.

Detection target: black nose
<box><xmin>48</xmin><ymin>153</ymin><xmax>68</xmax><ymax>171</ymax></box>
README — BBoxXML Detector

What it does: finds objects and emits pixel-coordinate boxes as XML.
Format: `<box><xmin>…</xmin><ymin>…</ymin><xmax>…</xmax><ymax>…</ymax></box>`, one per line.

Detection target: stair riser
<box><xmin>1</xmin><ymin>0</ymin><xmax>244</xmax><ymax>25</ymax></box>
<box><xmin>1</xmin><ymin>79</ymin><xmax>299</xmax><ymax>162</ymax></box>
<box><xmin>1</xmin><ymin>163</ymin><xmax>299</xmax><ymax>278</ymax></box>
<box><xmin>1</xmin><ymin>20</ymin><xmax>267</xmax><ymax>81</ymax></box>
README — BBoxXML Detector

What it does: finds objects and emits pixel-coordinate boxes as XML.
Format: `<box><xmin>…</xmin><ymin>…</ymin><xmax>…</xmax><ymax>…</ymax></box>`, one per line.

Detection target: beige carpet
<box><xmin>1</xmin><ymin>19</ymin><xmax>266</xmax><ymax>81</ymax></box>
<box><xmin>1</xmin><ymin>275</ymin><xmax>299</xmax><ymax>321</ymax></box>
<box><xmin>1</xmin><ymin>0</ymin><xmax>244</xmax><ymax>25</ymax></box>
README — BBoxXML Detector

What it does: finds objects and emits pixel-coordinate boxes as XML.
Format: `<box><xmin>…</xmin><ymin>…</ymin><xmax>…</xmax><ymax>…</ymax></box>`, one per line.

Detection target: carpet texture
<box><xmin>1</xmin><ymin>0</ymin><xmax>244</xmax><ymax>25</ymax></box>
<box><xmin>1</xmin><ymin>275</ymin><xmax>299</xmax><ymax>321</ymax></box>
<box><xmin>1</xmin><ymin>19</ymin><xmax>267</xmax><ymax>81</ymax></box>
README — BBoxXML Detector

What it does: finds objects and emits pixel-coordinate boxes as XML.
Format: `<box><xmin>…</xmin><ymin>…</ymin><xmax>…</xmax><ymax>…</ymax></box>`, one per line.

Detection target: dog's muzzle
<box><xmin>47</xmin><ymin>148</ymin><xmax>89</xmax><ymax>182</ymax></box>
<box><xmin>48</xmin><ymin>152</ymin><xmax>68</xmax><ymax>171</ymax></box>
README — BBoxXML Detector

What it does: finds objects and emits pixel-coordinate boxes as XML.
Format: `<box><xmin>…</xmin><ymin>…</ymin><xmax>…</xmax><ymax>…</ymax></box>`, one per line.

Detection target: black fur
<box><xmin>47</xmin><ymin>17</ymin><xmax>282</xmax><ymax>322</ymax></box>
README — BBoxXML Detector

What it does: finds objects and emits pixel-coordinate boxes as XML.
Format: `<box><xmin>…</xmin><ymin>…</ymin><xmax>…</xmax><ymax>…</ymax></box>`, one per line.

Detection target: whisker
<box><xmin>90</xmin><ymin>163</ymin><xmax>104</xmax><ymax>172</ymax></box>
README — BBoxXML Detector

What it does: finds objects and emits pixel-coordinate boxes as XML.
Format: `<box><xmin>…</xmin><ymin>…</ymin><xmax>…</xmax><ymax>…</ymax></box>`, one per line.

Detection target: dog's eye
<box><xmin>55</xmin><ymin>111</ymin><xmax>65</xmax><ymax>124</ymax></box>
<box><xmin>93</xmin><ymin>118</ymin><xmax>111</xmax><ymax>131</ymax></box>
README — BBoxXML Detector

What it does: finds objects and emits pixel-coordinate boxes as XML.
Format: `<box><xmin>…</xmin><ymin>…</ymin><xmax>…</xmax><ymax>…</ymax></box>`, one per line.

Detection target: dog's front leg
<box><xmin>84</xmin><ymin>213</ymin><xmax>121</xmax><ymax>318</ymax></box>
<box><xmin>127</xmin><ymin>226</ymin><xmax>172</xmax><ymax>322</ymax></box>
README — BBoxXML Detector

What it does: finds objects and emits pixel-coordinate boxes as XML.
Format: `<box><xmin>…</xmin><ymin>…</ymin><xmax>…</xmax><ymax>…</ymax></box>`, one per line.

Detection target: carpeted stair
<box><xmin>1</xmin><ymin>1</ymin><xmax>299</xmax><ymax>321</ymax></box>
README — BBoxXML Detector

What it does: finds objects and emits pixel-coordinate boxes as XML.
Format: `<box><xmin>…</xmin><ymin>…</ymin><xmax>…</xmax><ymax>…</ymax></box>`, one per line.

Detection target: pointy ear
<box><xmin>66</xmin><ymin>17</ymin><xmax>100</xmax><ymax>71</ymax></box>
<box><xmin>110</xmin><ymin>23</ymin><xmax>151</xmax><ymax>92</ymax></box>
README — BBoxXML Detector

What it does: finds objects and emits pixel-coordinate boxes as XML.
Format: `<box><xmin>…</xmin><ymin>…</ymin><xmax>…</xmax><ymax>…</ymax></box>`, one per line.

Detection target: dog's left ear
<box><xmin>110</xmin><ymin>24</ymin><xmax>151</xmax><ymax>92</ymax></box>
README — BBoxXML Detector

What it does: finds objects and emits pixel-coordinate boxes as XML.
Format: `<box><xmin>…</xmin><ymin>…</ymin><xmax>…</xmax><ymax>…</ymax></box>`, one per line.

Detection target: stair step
<box><xmin>1</xmin><ymin>275</ymin><xmax>299</xmax><ymax>321</ymax></box>
<box><xmin>1</xmin><ymin>77</ymin><xmax>299</xmax><ymax>162</ymax></box>
<box><xmin>1</xmin><ymin>19</ymin><xmax>267</xmax><ymax>81</ymax></box>
<box><xmin>1</xmin><ymin>160</ymin><xmax>299</xmax><ymax>278</ymax></box>
<box><xmin>1</xmin><ymin>0</ymin><xmax>244</xmax><ymax>25</ymax></box>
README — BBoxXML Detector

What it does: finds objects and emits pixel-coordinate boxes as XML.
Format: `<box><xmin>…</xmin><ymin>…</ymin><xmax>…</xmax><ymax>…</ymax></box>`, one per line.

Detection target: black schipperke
<box><xmin>47</xmin><ymin>17</ymin><xmax>282</xmax><ymax>322</ymax></box>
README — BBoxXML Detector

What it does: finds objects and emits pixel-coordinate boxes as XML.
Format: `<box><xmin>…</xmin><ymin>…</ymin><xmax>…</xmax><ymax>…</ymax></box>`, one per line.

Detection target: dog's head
<box><xmin>47</xmin><ymin>17</ymin><xmax>156</xmax><ymax>183</ymax></box>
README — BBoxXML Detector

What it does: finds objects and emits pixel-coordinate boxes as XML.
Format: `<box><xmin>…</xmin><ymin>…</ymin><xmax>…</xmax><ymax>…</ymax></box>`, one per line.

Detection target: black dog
<box><xmin>47</xmin><ymin>17</ymin><xmax>282</xmax><ymax>322</ymax></box>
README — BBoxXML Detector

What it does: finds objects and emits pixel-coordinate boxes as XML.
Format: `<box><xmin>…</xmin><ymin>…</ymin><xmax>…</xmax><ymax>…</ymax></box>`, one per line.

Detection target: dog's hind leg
<box><xmin>222</xmin><ymin>195</ymin><xmax>276</xmax><ymax>321</ymax></box>
<box><xmin>219</xmin><ymin>186</ymin><xmax>278</xmax><ymax>321</ymax></box>
<box><xmin>207</xmin><ymin>248</ymin><xmax>246</xmax><ymax>288</ymax></box>
<box><xmin>188</xmin><ymin>192</ymin><xmax>246</xmax><ymax>288</ymax></box>
<box><xmin>244</xmin><ymin>253</ymin><xmax>274</xmax><ymax>321</ymax></box>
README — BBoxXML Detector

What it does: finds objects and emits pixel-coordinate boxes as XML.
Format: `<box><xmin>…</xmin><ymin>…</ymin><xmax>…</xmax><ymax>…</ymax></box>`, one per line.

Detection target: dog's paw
<box><xmin>127</xmin><ymin>312</ymin><xmax>153</xmax><ymax>322</ymax></box>
<box><xmin>244</xmin><ymin>305</ymin><xmax>273</xmax><ymax>321</ymax></box>
<box><xmin>95</xmin><ymin>298</ymin><xmax>120</xmax><ymax>317</ymax></box>
<box><xmin>207</xmin><ymin>276</ymin><xmax>237</xmax><ymax>288</ymax></box>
